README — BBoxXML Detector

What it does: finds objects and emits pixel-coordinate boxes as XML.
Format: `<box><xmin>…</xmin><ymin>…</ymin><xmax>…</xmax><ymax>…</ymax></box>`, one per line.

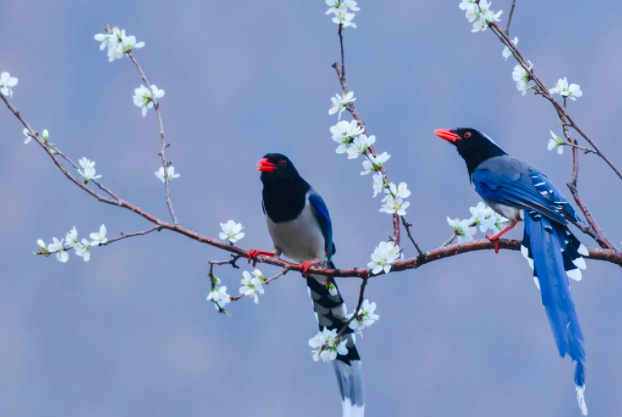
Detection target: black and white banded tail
<box><xmin>307</xmin><ymin>268</ymin><xmax>364</xmax><ymax>417</ymax></box>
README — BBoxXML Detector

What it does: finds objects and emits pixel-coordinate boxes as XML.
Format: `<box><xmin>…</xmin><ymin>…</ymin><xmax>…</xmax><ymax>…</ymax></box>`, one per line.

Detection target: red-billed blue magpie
<box><xmin>435</xmin><ymin>128</ymin><xmax>589</xmax><ymax>415</ymax></box>
<box><xmin>249</xmin><ymin>153</ymin><xmax>364</xmax><ymax>417</ymax></box>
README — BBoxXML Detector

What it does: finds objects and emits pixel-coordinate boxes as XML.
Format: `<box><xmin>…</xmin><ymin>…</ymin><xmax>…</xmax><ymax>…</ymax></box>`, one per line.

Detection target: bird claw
<box><xmin>485</xmin><ymin>234</ymin><xmax>501</xmax><ymax>254</ymax></box>
<box><xmin>300</xmin><ymin>259</ymin><xmax>318</xmax><ymax>277</ymax></box>
<box><xmin>247</xmin><ymin>249</ymin><xmax>275</xmax><ymax>266</ymax></box>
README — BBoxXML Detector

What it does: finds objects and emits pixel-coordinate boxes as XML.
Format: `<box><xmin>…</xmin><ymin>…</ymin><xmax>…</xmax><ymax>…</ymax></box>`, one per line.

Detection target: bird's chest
<box><xmin>482</xmin><ymin>197</ymin><xmax>525</xmax><ymax>222</ymax></box>
<box><xmin>266</xmin><ymin>203</ymin><xmax>326</xmax><ymax>264</ymax></box>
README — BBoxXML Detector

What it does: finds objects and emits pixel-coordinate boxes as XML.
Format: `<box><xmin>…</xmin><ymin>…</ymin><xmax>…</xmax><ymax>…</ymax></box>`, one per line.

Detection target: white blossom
<box><xmin>77</xmin><ymin>157</ymin><xmax>102</xmax><ymax>182</ymax></box>
<box><xmin>155</xmin><ymin>166</ymin><xmax>180</xmax><ymax>183</ymax></box>
<box><xmin>36</xmin><ymin>239</ymin><xmax>47</xmax><ymax>251</ymax></box>
<box><xmin>329</xmin><ymin>91</ymin><xmax>355</xmax><ymax>119</ymax></box>
<box><xmin>548</xmin><ymin>130</ymin><xmax>564</xmax><ymax>155</ymax></box>
<box><xmin>332</xmin><ymin>11</ymin><xmax>357</xmax><ymax>28</ymax></box>
<box><xmin>42</xmin><ymin>129</ymin><xmax>49</xmax><ymax>142</ymax></box>
<box><xmin>107</xmin><ymin>43</ymin><xmax>125</xmax><ymax>62</ymax></box>
<box><xmin>327</xmin><ymin>282</ymin><xmax>338</xmax><ymax>296</ymax></box>
<box><xmin>133</xmin><ymin>84</ymin><xmax>165</xmax><ymax>117</ymax></box>
<box><xmin>120</xmin><ymin>30</ymin><xmax>145</xmax><ymax>51</ymax></box>
<box><xmin>65</xmin><ymin>227</ymin><xmax>78</xmax><ymax>246</ymax></box>
<box><xmin>361</xmin><ymin>152</ymin><xmax>390</xmax><ymax>175</ymax></box>
<box><xmin>388</xmin><ymin>182</ymin><xmax>411</xmax><ymax>199</ymax></box>
<box><xmin>239</xmin><ymin>270</ymin><xmax>266</xmax><ymax>304</ymax></box>
<box><xmin>23</xmin><ymin>128</ymin><xmax>32</xmax><ymax>145</ymax></box>
<box><xmin>346</xmin><ymin>300</ymin><xmax>379</xmax><ymax>336</ymax></box>
<box><xmin>346</xmin><ymin>134</ymin><xmax>375</xmax><ymax>159</ymax></box>
<box><xmin>470</xmin><ymin>202</ymin><xmax>508</xmax><ymax>233</ymax></box>
<box><xmin>330</xmin><ymin>120</ymin><xmax>364</xmax><ymax>154</ymax></box>
<box><xmin>47</xmin><ymin>237</ymin><xmax>69</xmax><ymax>263</ymax></box>
<box><xmin>90</xmin><ymin>224</ymin><xmax>108</xmax><ymax>245</ymax></box>
<box><xmin>502</xmin><ymin>37</ymin><xmax>518</xmax><ymax>61</ymax></box>
<box><xmin>325</xmin><ymin>0</ymin><xmax>359</xmax><ymax>14</ymax></box>
<box><xmin>219</xmin><ymin>220</ymin><xmax>245</xmax><ymax>243</ymax></box>
<box><xmin>308</xmin><ymin>328</ymin><xmax>348</xmax><ymax>362</ymax></box>
<box><xmin>207</xmin><ymin>286</ymin><xmax>231</xmax><ymax>310</ymax></box>
<box><xmin>94</xmin><ymin>30</ymin><xmax>118</xmax><ymax>51</ymax></box>
<box><xmin>550</xmin><ymin>77</ymin><xmax>583</xmax><ymax>101</ymax></box>
<box><xmin>74</xmin><ymin>239</ymin><xmax>91</xmax><ymax>262</ymax></box>
<box><xmin>469</xmin><ymin>0</ymin><xmax>502</xmax><ymax>32</ymax></box>
<box><xmin>447</xmin><ymin>217</ymin><xmax>477</xmax><ymax>243</ymax></box>
<box><xmin>0</xmin><ymin>72</ymin><xmax>18</xmax><ymax>98</ymax></box>
<box><xmin>459</xmin><ymin>0</ymin><xmax>477</xmax><ymax>13</ymax></box>
<box><xmin>512</xmin><ymin>63</ymin><xmax>532</xmax><ymax>96</ymax></box>
<box><xmin>379</xmin><ymin>195</ymin><xmax>410</xmax><ymax>216</ymax></box>
<box><xmin>372</xmin><ymin>173</ymin><xmax>384</xmax><ymax>198</ymax></box>
<box><xmin>367</xmin><ymin>241</ymin><xmax>400</xmax><ymax>275</ymax></box>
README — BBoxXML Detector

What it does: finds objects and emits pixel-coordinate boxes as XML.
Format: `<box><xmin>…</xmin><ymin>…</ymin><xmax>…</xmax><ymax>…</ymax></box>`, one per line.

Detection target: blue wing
<box><xmin>308</xmin><ymin>191</ymin><xmax>336</xmax><ymax>261</ymax></box>
<box><xmin>472</xmin><ymin>156</ymin><xmax>579</xmax><ymax>224</ymax></box>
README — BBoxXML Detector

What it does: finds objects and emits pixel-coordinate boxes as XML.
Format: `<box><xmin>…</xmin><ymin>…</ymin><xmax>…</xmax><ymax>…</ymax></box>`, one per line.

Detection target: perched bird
<box><xmin>435</xmin><ymin>128</ymin><xmax>589</xmax><ymax>415</ymax></box>
<box><xmin>249</xmin><ymin>153</ymin><xmax>364</xmax><ymax>417</ymax></box>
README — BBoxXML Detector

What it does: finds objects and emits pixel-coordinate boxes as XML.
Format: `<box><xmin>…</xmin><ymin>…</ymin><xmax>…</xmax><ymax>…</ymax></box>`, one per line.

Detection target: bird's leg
<box><xmin>485</xmin><ymin>219</ymin><xmax>518</xmax><ymax>254</ymax></box>
<box><xmin>300</xmin><ymin>259</ymin><xmax>318</xmax><ymax>278</ymax></box>
<box><xmin>247</xmin><ymin>249</ymin><xmax>275</xmax><ymax>266</ymax></box>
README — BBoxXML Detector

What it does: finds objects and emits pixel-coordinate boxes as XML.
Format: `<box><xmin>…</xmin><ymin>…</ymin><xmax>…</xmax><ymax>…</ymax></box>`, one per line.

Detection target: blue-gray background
<box><xmin>1</xmin><ymin>1</ymin><xmax>621</xmax><ymax>416</ymax></box>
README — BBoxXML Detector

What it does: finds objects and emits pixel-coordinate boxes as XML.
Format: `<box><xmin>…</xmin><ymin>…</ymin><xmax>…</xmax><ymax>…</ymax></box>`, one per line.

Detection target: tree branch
<box><xmin>505</xmin><ymin>0</ymin><xmax>516</xmax><ymax>36</ymax></box>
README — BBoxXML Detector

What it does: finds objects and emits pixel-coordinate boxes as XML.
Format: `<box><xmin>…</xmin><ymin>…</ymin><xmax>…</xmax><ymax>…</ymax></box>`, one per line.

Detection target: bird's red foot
<box><xmin>300</xmin><ymin>259</ymin><xmax>318</xmax><ymax>277</ymax></box>
<box><xmin>247</xmin><ymin>249</ymin><xmax>275</xmax><ymax>266</ymax></box>
<box><xmin>485</xmin><ymin>234</ymin><xmax>501</xmax><ymax>254</ymax></box>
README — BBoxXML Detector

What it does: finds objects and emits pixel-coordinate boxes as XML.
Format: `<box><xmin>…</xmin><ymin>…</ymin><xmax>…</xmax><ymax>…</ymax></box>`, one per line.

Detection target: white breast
<box><xmin>482</xmin><ymin>198</ymin><xmax>525</xmax><ymax>222</ymax></box>
<box><xmin>266</xmin><ymin>198</ymin><xmax>327</xmax><ymax>264</ymax></box>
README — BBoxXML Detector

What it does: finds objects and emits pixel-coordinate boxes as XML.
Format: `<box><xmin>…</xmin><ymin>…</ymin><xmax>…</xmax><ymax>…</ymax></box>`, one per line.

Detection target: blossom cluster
<box><xmin>367</xmin><ymin>241</ymin><xmax>401</xmax><ymax>275</ymax></box>
<box><xmin>94</xmin><ymin>27</ymin><xmax>144</xmax><ymax>62</ymax></box>
<box><xmin>346</xmin><ymin>299</ymin><xmax>379</xmax><ymax>336</ymax></box>
<box><xmin>78</xmin><ymin>157</ymin><xmax>102</xmax><ymax>182</ymax></box>
<box><xmin>459</xmin><ymin>0</ymin><xmax>502</xmax><ymax>33</ymax></box>
<box><xmin>207</xmin><ymin>285</ymin><xmax>231</xmax><ymax>310</ymax></box>
<box><xmin>309</xmin><ymin>328</ymin><xmax>348</xmax><ymax>362</ymax></box>
<box><xmin>36</xmin><ymin>225</ymin><xmax>108</xmax><ymax>263</ymax></box>
<box><xmin>239</xmin><ymin>269</ymin><xmax>266</xmax><ymax>304</ymax></box>
<box><xmin>325</xmin><ymin>0</ymin><xmax>359</xmax><ymax>29</ymax></box>
<box><xmin>447</xmin><ymin>202</ymin><xmax>509</xmax><ymax>243</ymax></box>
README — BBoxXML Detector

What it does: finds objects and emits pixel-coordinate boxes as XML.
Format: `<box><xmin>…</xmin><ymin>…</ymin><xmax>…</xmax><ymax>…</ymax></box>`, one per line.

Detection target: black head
<box><xmin>434</xmin><ymin>128</ymin><xmax>507</xmax><ymax>174</ymax></box>
<box><xmin>258</xmin><ymin>153</ymin><xmax>311</xmax><ymax>222</ymax></box>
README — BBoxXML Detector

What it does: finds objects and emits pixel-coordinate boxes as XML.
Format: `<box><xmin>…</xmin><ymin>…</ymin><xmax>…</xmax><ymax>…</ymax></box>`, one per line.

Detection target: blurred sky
<box><xmin>1</xmin><ymin>0</ymin><xmax>622</xmax><ymax>416</ymax></box>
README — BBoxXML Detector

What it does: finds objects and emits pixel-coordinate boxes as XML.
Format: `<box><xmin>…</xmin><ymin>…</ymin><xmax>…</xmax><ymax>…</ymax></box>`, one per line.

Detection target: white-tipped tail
<box><xmin>576</xmin><ymin>384</ymin><xmax>588</xmax><ymax>416</ymax></box>
<box><xmin>334</xmin><ymin>359</ymin><xmax>365</xmax><ymax>417</ymax></box>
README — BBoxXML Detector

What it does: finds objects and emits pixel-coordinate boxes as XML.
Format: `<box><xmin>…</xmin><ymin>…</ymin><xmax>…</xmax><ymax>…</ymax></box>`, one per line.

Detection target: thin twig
<box><xmin>336</xmin><ymin>275</ymin><xmax>369</xmax><ymax>340</ymax></box>
<box><xmin>127</xmin><ymin>51</ymin><xmax>179</xmax><ymax>226</ymax></box>
<box><xmin>401</xmin><ymin>217</ymin><xmax>423</xmax><ymax>255</ymax></box>
<box><xmin>505</xmin><ymin>0</ymin><xmax>516</xmax><ymax>36</ymax></box>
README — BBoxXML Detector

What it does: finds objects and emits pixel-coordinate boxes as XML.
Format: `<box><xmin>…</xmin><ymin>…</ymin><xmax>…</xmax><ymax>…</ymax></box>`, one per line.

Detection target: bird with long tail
<box><xmin>249</xmin><ymin>153</ymin><xmax>364</xmax><ymax>417</ymax></box>
<box><xmin>435</xmin><ymin>128</ymin><xmax>589</xmax><ymax>415</ymax></box>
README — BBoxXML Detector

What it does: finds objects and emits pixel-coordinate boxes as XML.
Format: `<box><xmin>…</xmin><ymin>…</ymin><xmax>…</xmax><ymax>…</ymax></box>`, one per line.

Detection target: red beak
<box><xmin>257</xmin><ymin>158</ymin><xmax>277</xmax><ymax>172</ymax></box>
<box><xmin>434</xmin><ymin>129</ymin><xmax>461</xmax><ymax>142</ymax></box>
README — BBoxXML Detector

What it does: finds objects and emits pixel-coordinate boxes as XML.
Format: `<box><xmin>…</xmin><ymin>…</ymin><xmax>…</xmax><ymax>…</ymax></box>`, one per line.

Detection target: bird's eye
<box><xmin>279</xmin><ymin>159</ymin><xmax>287</xmax><ymax>167</ymax></box>
<box><xmin>464</xmin><ymin>132</ymin><xmax>472</xmax><ymax>138</ymax></box>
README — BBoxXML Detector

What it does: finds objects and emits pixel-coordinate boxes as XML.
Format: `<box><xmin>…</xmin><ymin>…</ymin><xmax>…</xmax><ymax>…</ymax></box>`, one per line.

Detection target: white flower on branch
<box><xmin>388</xmin><ymin>182</ymin><xmax>411</xmax><ymax>199</ymax></box>
<box><xmin>23</xmin><ymin>128</ymin><xmax>32</xmax><ymax>145</ymax></box>
<box><xmin>550</xmin><ymin>77</ymin><xmax>583</xmax><ymax>101</ymax></box>
<box><xmin>512</xmin><ymin>62</ymin><xmax>532</xmax><ymax>96</ymax></box>
<box><xmin>0</xmin><ymin>72</ymin><xmax>18</xmax><ymax>98</ymax></box>
<box><xmin>372</xmin><ymin>173</ymin><xmax>384</xmax><ymax>198</ymax></box>
<box><xmin>133</xmin><ymin>84</ymin><xmax>165</xmax><ymax>117</ymax></box>
<box><xmin>346</xmin><ymin>299</ymin><xmax>380</xmax><ymax>336</ymax></box>
<box><xmin>120</xmin><ymin>30</ymin><xmax>145</xmax><ymax>51</ymax></box>
<box><xmin>367</xmin><ymin>241</ymin><xmax>400</xmax><ymax>275</ymax></box>
<box><xmin>380</xmin><ymin>195</ymin><xmax>410</xmax><ymax>216</ymax></box>
<box><xmin>36</xmin><ymin>239</ymin><xmax>47</xmax><ymax>251</ymax></box>
<box><xmin>207</xmin><ymin>286</ymin><xmax>231</xmax><ymax>310</ymax></box>
<box><xmin>94</xmin><ymin>30</ymin><xmax>118</xmax><ymax>51</ymax></box>
<box><xmin>155</xmin><ymin>166</ymin><xmax>180</xmax><ymax>183</ymax></box>
<box><xmin>107</xmin><ymin>43</ymin><xmax>125</xmax><ymax>62</ymax></box>
<box><xmin>219</xmin><ymin>220</ymin><xmax>245</xmax><ymax>243</ymax></box>
<box><xmin>459</xmin><ymin>0</ymin><xmax>477</xmax><ymax>13</ymax></box>
<box><xmin>65</xmin><ymin>227</ymin><xmax>78</xmax><ymax>246</ymax></box>
<box><xmin>329</xmin><ymin>91</ymin><xmax>355</xmax><ymax>119</ymax></box>
<box><xmin>331</xmin><ymin>120</ymin><xmax>364</xmax><ymax>154</ymax></box>
<box><xmin>77</xmin><ymin>157</ymin><xmax>102</xmax><ymax>182</ymax></box>
<box><xmin>327</xmin><ymin>282</ymin><xmax>338</xmax><ymax>296</ymax></box>
<box><xmin>469</xmin><ymin>202</ymin><xmax>508</xmax><ymax>233</ymax></box>
<box><xmin>332</xmin><ymin>11</ymin><xmax>357</xmax><ymax>28</ymax></box>
<box><xmin>325</xmin><ymin>0</ymin><xmax>360</xmax><ymax>14</ymax></box>
<box><xmin>467</xmin><ymin>0</ymin><xmax>502</xmax><ymax>32</ymax></box>
<box><xmin>309</xmin><ymin>328</ymin><xmax>348</xmax><ymax>362</ymax></box>
<box><xmin>502</xmin><ymin>37</ymin><xmax>518</xmax><ymax>61</ymax></box>
<box><xmin>346</xmin><ymin>134</ymin><xmax>375</xmax><ymax>159</ymax></box>
<box><xmin>447</xmin><ymin>217</ymin><xmax>477</xmax><ymax>243</ymax></box>
<box><xmin>548</xmin><ymin>130</ymin><xmax>564</xmax><ymax>155</ymax></box>
<box><xmin>41</xmin><ymin>129</ymin><xmax>49</xmax><ymax>142</ymax></box>
<box><xmin>47</xmin><ymin>237</ymin><xmax>69</xmax><ymax>263</ymax></box>
<box><xmin>90</xmin><ymin>224</ymin><xmax>108</xmax><ymax>245</ymax></box>
<box><xmin>239</xmin><ymin>269</ymin><xmax>266</xmax><ymax>304</ymax></box>
<box><xmin>361</xmin><ymin>152</ymin><xmax>390</xmax><ymax>175</ymax></box>
<box><xmin>74</xmin><ymin>239</ymin><xmax>92</xmax><ymax>262</ymax></box>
